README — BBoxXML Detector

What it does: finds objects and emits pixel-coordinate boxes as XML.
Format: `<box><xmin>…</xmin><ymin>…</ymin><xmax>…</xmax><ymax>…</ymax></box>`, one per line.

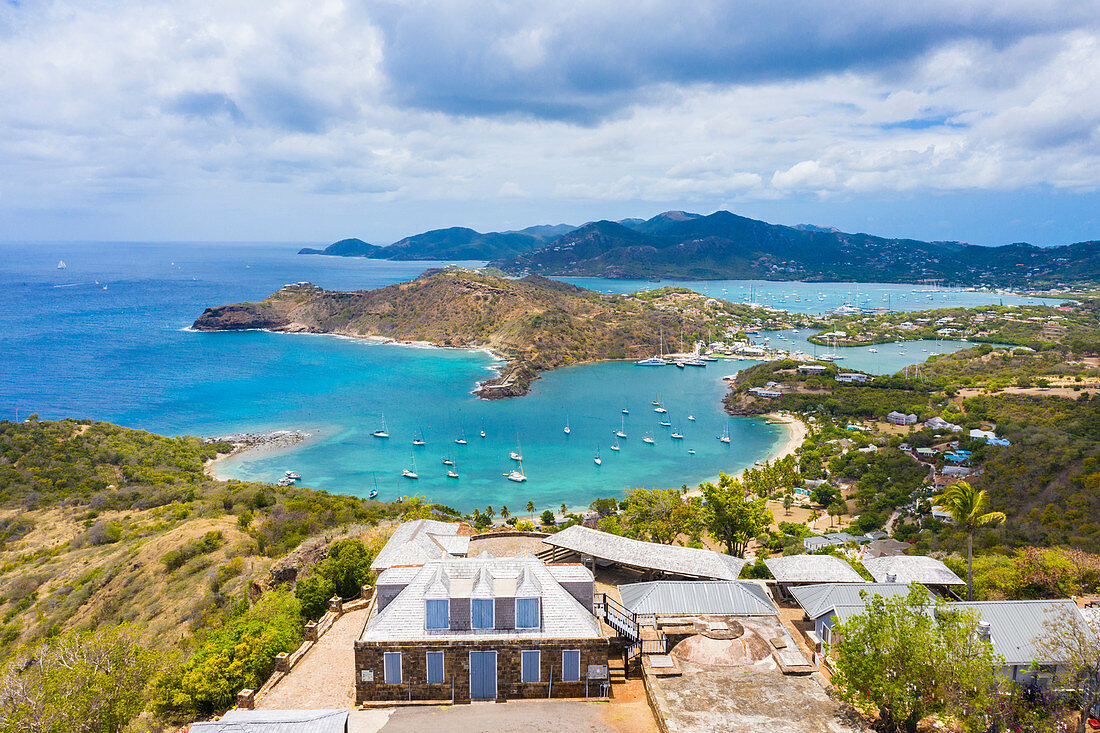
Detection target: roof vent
<box><xmin>977</xmin><ymin>621</ymin><xmax>991</xmax><ymax>642</ymax></box>
<box><xmin>885</xmin><ymin>572</ymin><xmax>897</xmax><ymax>583</ymax></box>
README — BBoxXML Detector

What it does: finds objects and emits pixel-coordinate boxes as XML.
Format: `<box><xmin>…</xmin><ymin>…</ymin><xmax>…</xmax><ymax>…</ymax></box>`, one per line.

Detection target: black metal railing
<box><xmin>595</xmin><ymin>593</ymin><xmax>639</xmax><ymax>642</ymax></box>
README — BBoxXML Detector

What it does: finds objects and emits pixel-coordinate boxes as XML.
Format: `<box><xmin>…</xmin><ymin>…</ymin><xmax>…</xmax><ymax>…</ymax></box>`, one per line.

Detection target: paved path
<box><xmin>257</xmin><ymin>607</ymin><xmax>369</xmax><ymax>709</ymax></box>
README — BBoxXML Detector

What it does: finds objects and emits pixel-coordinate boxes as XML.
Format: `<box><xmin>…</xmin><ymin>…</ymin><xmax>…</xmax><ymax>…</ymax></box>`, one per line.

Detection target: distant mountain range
<box><xmin>300</xmin><ymin>210</ymin><xmax>1100</xmax><ymax>286</ymax></box>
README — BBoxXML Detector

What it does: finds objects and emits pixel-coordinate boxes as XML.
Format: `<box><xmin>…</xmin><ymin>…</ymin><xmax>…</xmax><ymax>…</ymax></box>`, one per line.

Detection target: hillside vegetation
<box><xmin>192</xmin><ymin>269</ymin><xmax>771</xmax><ymax>397</ymax></box>
<box><xmin>496</xmin><ymin>210</ymin><xmax>1100</xmax><ymax>287</ymax></box>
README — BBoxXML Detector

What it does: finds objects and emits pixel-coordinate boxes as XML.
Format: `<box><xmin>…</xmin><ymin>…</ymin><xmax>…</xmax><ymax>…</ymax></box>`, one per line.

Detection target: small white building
<box><xmin>835</xmin><ymin>373</ymin><xmax>870</xmax><ymax>383</ymax></box>
<box><xmin>887</xmin><ymin>411</ymin><xmax>918</xmax><ymax>425</ymax></box>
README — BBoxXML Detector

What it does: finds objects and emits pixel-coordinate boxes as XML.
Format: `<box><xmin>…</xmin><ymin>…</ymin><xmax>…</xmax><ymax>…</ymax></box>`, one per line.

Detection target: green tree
<box><xmin>526</xmin><ymin>500</ymin><xmax>535</xmax><ymax>514</ymax></box>
<box><xmin>540</xmin><ymin>510</ymin><xmax>555</xmax><ymax>526</ymax></box>
<box><xmin>811</xmin><ymin>483</ymin><xmax>840</xmax><ymax>508</ymax></box>
<box><xmin>150</xmin><ymin>590</ymin><xmax>303</xmax><ymax>720</ymax></box>
<box><xmin>827</xmin><ymin>499</ymin><xmax>846</xmax><ymax>527</ymax></box>
<box><xmin>0</xmin><ymin>625</ymin><xmax>161</xmax><ymax>733</ymax></box>
<box><xmin>782</xmin><ymin>494</ymin><xmax>794</xmax><ymax>516</ymax></box>
<box><xmin>830</xmin><ymin>585</ymin><xmax>1003</xmax><ymax>733</ymax></box>
<box><xmin>1040</xmin><ymin>603</ymin><xmax>1100</xmax><ymax>733</ymax></box>
<box><xmin>294</xmin><ymin>573</ymin><xmax>335</xmax><ymax>621</ymax></box>
<box><xmin>700</xmin><ymin>474</ymin><xmax>772</xmax><ymax>557</ymax></box>
<box><xmin>935</xmin><ymin>481</ymin><xmax>1006</xmax><ymax>600</ymax></box>
<box><xmin>621</xmin><ymin>488</ymin><xmax>702</xmax><ymax>545</ymax></box>
<box><xmin>500</xmin><ymin>505</ymin><xmax>509</xmax><ymax>520</ymax></box>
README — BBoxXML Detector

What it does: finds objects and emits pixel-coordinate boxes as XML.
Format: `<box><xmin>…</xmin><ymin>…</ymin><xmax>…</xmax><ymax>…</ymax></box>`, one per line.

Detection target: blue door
<box><xmin>469</xmin><ymin>651</ymin><xmax>497</xmax><ymax>700</ymax></box>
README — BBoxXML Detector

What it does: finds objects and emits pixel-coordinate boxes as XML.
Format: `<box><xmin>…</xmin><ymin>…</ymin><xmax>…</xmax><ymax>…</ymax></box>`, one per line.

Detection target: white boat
<box><xmin>57</xmin><ymin>260</ymin><xmax>66</xmax><ymax>269</ymax></box>
<box><xmin>402</xmin><ymin>457</ymin><xmax>418</xmax><ymax>479</ymax></box>
<box><xmin>372</xmin><ymin>412</ymin><xmax>390</xmax><ymax>439</ymax></box>
<box><xmin>454</xmin><ymin>434</ymin><xmax>467</xmax><ymax>445</ymax></box>
<box><xmin>509</xmin><ymin>450</ymin><xmax>522</xmax><ymax>461</ymax></box>
<box><xmin>610</xmin><ymin>440</ymin><xmax>620</xmax><ymax>451</ymax></box>
<box><xmin>563</xmin><ymin>418</ymin><xmax>570</xmax><ymax>435</ymax></box>
<box><xmin>868</xmin><ymin>348</ymin><xmax>878</xmax><ymax>354</ymax></box>
<box><xmin>654</xmin><ymin>406</ymin><xmax>667</xmax><ymax>414</ymax></box>
<box><xmin>687</xmin><ymin>415</ymin><xmax>696</xmax><ymax>421</ymax></box>
<box><xmin>622</xmin><ymin>408</ymin><xmax>629</xmax><ymax>415</ymax></box>
<box><xmin>642</xmin><ymin>432</ymin><xmax>655</xmax><ymax>444</ymax></box>
<box><xmin>616</xmin><ymin>415</ymin><xmax>627</xmax><ymax>439</ymax></box>
<box><xmin>412</xmin><ymin>430</ymin><xmax>426</xmax><ymax>446</ymax></box>
<box><xmin>446</xmin><ymin>465</ymin><xmax>459</xmax><ymax>478</ymax></box>
<box><xmin>284</xmin><ymin>471</ymin><xmax>301</xmax><ymax>480</ymax></box>
<box><xmin>277</xmin><ymin>477</ymin><xmax>294</xmax><ymax>486</ymax></box>
<box><xmin>718</xmin><ymin>424</ymin><xmax>731</xmax><ymax>444</ymax></box>
<box><xmin>688</xmin><ymin>449</ymin><xmax>696</xmax><ymax>454</ymax></box>
<box><xmin>670</xmin><ymin>431</ymin><xmax>684</xmax><ymax>439</ymax></box>
<box><xmin>506</xmin><ymin>460</ymin><xmax>527</xmax><ymax>482</ymax></box>
<box><xmin>442</xmin><ymin>457</ymin><xmax>454</xmax><ymax>466</ymax></box>
<box><xmin>594</xmin><ymin>446</ymin><xmax>602</xmax><ymax>466</ymax></box>
<box><xmin>480</xmin><ymin>430</ymin><xmax>486</xmax><ymax>438</ymax></box>
<box><xmin>651</xmin><ymin>397</ymin><xmax>661</xmax><ymax>406</ymax></box>
<box><xmin>659</xmin><ymin>419</ymin><xmax>671</xmax><ymax>427</ymax></box>
<box><xmin>635</xmin><ymin>356</ymin><xmax>668</xmax><ymax>366</ymax></box>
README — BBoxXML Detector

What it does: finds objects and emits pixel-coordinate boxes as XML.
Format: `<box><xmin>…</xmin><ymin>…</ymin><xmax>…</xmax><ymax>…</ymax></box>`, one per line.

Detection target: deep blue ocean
<box><xmin>1</xmin><ymin>242</ymin><xmax>1039</xmax><ymax>511</ymax></box>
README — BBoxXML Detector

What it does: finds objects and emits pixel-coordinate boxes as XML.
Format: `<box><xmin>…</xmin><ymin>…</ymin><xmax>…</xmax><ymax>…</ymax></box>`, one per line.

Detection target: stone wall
<box><xmin>355</xmin><ymin>637</ymin><xmax>609</xmax><ymax>703</ymax></box>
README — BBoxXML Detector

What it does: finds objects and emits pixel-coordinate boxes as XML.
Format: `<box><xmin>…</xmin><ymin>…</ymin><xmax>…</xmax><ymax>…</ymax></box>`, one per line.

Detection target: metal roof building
<box><xmin>764</xmin><ymin>555</ymin><xmax>865</xmax><ymax>586</ymax></box>
<box><xmin>862</xmin><ymin>555</ymin><xmax>965</xmax><ymax>588</ymax></box>
<box><xmin>371</xmin><ymin>519</ymin><xmax>469</xmax><ymax>572</ymax></box>
<box><xmin>788</xmin><ymin>582</ymin><xmax>910</xmax><ymax>622</ymax></box>
<box><xmin>954</xmin><ymin>599</ymin><xmax>1083</xmax><ymax>667</ymax></box>
<box><xmin>619</xmin><ymin>581</ymin><xmax>778</xmax><ymax>617</ymax></box>
<box><xmin>541</xmin><ymin>526</ymin><xmax>747</xmax><ymax>580</ymax></box>
<box><xmin>190</xmin><ymin>709</ymin><xmax>348</xmax><ymax>732</ymax></box>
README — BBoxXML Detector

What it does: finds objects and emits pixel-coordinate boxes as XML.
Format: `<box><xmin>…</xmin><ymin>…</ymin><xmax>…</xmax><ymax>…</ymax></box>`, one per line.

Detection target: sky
<box><xmin>1</xmin><ymin>0</ymin><xmax>1099</xmax><ymax>246</ymax></box>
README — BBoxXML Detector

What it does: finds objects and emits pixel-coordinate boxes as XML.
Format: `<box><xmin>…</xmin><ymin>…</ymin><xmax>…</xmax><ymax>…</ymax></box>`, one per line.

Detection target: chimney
<box><xmin>886</xmin><ymin>572</ymin><xmax>897</xmax><ymax>583</ymax></box>
<box><xmin>977</xmin><ymin>622</ymin><xmax>991</xmax><ymax>642</ymax></box>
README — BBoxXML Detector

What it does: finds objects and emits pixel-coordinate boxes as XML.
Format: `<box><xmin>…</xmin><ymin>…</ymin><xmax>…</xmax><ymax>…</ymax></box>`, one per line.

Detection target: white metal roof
<box><xmin>542</xmin><ymin>525</ymin><xmax>747</xmax><ymax>580</ymax></box>
<box><xmin>190</xmin><ymin>709</ymin><xmax>348</xmax><ymax>733</ymax></box>
<box><xmin>764</xmin><ymin>555</ymin><xmax>864</xmax><ymax>584</ymax></box>
<box><xmin>619</xmin><ymin>581</ymin><xmax>778</xmax><ymax>616</ymax></box>
<box><xmin>954</xmin><ymin>600</ymin><xmax>1085</xmax><ymax>666</ymax></box>
<box><xmin>361</xmin><ymin>555</ymin><xmax>602</xmax><ymax>642</ymax></box>
<box><xmin>788</xmin><ymin>582</ymin><xmax>910</xmax><ymax>620</ymax></box>
<box><xmin>862</xmin><ymin>555</ymin><xmax>965</xmax><ymax>586</ymax></box>
<box><xmin>371</xmin><ymin>519</ymin><xmax>467</xmax><ymax>571</ymax></box>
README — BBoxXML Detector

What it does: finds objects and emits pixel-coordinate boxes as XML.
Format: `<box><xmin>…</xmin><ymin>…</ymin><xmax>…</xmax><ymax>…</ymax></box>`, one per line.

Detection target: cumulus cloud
<box><xmin>0</xmin><ymin>0</ymin><xmax>1098</xmax><ymax>241</ymax></box>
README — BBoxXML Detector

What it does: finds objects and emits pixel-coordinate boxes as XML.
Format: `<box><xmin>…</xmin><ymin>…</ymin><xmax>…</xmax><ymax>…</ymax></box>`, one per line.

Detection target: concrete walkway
<box><xmin>257</xmin><ymin>607</ymin><xmax>370</xmax><ymax>709</ymax></box>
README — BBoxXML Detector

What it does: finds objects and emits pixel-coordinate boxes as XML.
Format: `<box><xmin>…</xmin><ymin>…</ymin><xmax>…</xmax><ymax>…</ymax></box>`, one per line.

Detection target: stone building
<box><xmin>355</xmin><ymin>553</ymin><xmax>608</xmax><ymax>703</ymax></box>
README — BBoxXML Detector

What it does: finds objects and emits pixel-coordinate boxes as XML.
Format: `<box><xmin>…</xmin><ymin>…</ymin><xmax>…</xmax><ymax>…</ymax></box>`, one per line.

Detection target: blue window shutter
<box><xmin>515</xmin><ymin>598</ymin><xmax>539</xmax><ymax>628</ymax></box>
<box><xmin>384</xmin><ymin>652</ymin><xmax>402</xmax><ymax>684</ymax></box>
<box><xmin>562</xmin><ymin>650</ymin><xmax>580</xmax><ymax>681</ymax></box>
<box><xmin>521</xmin><ymin>650</ymin><xmax>540</xmax><ymax>682</ymax></box>
<box><xmin>426</xmin><ymin>651</ymin><xmax>444</xmax><ymax>684</ymax></box>
<box><xmin>472</xmin><ymin>599</ymin><xmax>494</xmax><ymax>629</ymax></box>
<box><xmin>425</xmin><ymin>600</ymin><xmax>449</xmax><ymax>629</ymax></box>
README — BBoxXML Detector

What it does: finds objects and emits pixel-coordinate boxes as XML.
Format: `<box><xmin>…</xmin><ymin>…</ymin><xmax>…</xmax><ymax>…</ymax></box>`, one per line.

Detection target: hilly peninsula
<box><xmin>192</xmin><ymin>269</ymin><xmax>766</xmax><ymax>397</ymax></box>
<box><xmin>494</xmin><ymin>210</ymin><xmax>1100</xmax><ymax>288</ymax></box>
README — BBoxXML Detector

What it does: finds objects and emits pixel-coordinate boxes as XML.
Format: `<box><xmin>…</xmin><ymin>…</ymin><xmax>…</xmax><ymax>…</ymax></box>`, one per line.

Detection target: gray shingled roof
<box><xmin>955</xmin><ymin>600</ymin><xmax>1084</xmax><ymax>666</ymax></box>
<box><xmin>862</xmin><ymin>555</ymin><xmax>965</xmax><ymax>586</ymax></box>
<box><xmin>190</xmin><ymin>709</ymin><xmax>348</xmax><ymax>732</ymax></box>
<box><xmin>619</xmin><ymin>581</ymin><xmax>777</xmax><ymax>617</ymax></box>
<box><xmin>788</xmin><ymin>582</ymin><xmax>910</xmax><ymax>620</ymax></box>
<box><xmin>764</xmin><ymin>555</ymin><xmax>864</xmax><ymax>584</ymax></box>
<box><xmin>542</xmin><ymin>526</ymin><xmax>747</xmax><ymax>580</ymax></box>
<box><xmin>371</xmin><ymin>519</ymin><xmax>468</xmax><ymax>571</ymax></box>
<box><xmin>361</xmin><ymin>555</ymin><xmax>602</xmax><ymax>642</ymax></box>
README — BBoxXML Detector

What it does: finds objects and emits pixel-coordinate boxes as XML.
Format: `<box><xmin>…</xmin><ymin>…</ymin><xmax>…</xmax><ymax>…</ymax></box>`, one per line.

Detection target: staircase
<box><xmin>594</xmin><ymin>593</ymin><xmax>668</xmax><ymax>680</ymax></box>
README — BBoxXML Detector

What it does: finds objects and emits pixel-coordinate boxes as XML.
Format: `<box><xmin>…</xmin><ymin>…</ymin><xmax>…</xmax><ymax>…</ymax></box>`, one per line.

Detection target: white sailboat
<box><xmin>411</xmin><ymin>429</ymin><xmax>426</xmax><ymax>446</ymax></box>
<box><xmin>563</xmin><ymin>417</ymin><xmax>570</xmax><ymax>435</ymax></box>
<box><xmin>446</xmin><ymin>461</ymin><xmax>459</xmax><ymax>479</ymax></box>
<box><xmin>454</xmin><ymin>431</ymin><xmax>467</xmax><ymax>445</ymax></box>
<box><xmin>510</xmin><ymin>437</ymin><xmax>523</xmax><ymax>462</ymax></box>
<box><xmin>642</xmin><ymin>432</ymin><xmax>655</xmax><ymax>444</ymax></box>
<box><xmin>621</xmin><ymin>408</ymin><xmax>629</xmax><ymax>415</ymax></box>
<box><xmin>57</xmin><ymin>260</ymin><xmax>66</xmax><ymax>269</ymax></box>
<box><xmin>480</xmin><ymin>429</ymin><xmax>486</xmax><ymax>438</ymax></box>
<box><xmin>670</xmin><ymin>430</ymin><xmax>683</xmax><ymax>439</ymax></box>
<box><xmin>717</xmin><ymin>423</ymin><xmax>731</xmax><ymax>443</ymax></box>
<box><xmin>687</xmin><ymin>415</ymin><xmax>696</xmax><ymax>421</ymax></box>
<box><xmin>616</xmin><ymin>415</ymin><xmax>627</xmax><ymax>439</ymax></box>
<box><xmin>593</xmin><ymin>445</ymin><xmax>602</xmax><ymax>466</ymax></box>
<box><xmin>610</xmin><ymin>439</ymin><xmax>620</xmax><ymax>451</ymax></box>
<box><xmin>402</xmin><ymin>456</ymin><xmax>418</xmax><ymax>479</ymax></box>
<box><xmin>372</xmin><ymin>412</ymin><xmax>390</xmax><ymax>439</ymax></box>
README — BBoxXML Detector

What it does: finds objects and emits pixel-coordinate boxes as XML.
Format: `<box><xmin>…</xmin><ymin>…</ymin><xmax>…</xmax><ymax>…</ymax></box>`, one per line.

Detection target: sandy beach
<box><xmin>765</xmin><ymin>412</ymin><xmax>808</xmax><ymax>462</ymax></box>
<box><xmin>203</xmin><ymin>429</ymin><xmax>314</xmax><ymax>479</ymax></box>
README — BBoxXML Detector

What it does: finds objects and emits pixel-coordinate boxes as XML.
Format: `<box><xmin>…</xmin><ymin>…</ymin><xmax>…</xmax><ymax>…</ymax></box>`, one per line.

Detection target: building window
<box><xmin>515</xmin><ymin>597</ymin><xmax>540</xmax><ymax>629</ymax></box>
<box><xmin>384</xmin><ymin>652</ymin><xmax>402</xmax><ymax>684</ymax></box>
<box><xmin>426</xmin><ymin>651</ymin><xmax>445</xmax><ymax>684</ymax></box>
<box><xmin>521</xmin><ymin>650</ymin><xmax>540</xmax><ymax>683</ymax></box>
<box><xmin>471</xmin><ymin>598</ymin><xmax>494</xmax><ymax>629</ymax></box>
<box><xmin>562</xmin><ymin>650</ymin><xmax>581</xmax><ymax>682</ymax></box>
<box><xmin>425</xmin><ymin>599</ymin><xmax>449</xmax><ymax>630</ymax></box>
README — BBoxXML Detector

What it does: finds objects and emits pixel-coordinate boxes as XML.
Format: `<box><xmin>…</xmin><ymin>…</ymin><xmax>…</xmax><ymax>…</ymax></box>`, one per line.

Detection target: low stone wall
<box><xmin>355</xmin><ymin>637</ymin><xmax>609</xmax><ymax>704</ymax></box>
<box><xmin>248</xmin><ymin>586</ymin><xmax>376</xmax><ymax>705</ymax></box>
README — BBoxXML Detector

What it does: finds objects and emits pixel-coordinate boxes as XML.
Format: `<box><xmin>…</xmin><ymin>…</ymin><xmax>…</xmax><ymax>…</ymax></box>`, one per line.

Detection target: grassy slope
<box><xmin>0</xmin><ymin>419</ymin><xmax>401</xmax><ymax>659</ymax></box>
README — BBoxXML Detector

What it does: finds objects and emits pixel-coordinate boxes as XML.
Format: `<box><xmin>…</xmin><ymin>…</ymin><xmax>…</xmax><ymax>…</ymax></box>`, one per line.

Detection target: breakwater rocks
<box><xmin>205</xmin><ymin>429</ymin><xmax>311</xmax><ymax>452</ymax></box>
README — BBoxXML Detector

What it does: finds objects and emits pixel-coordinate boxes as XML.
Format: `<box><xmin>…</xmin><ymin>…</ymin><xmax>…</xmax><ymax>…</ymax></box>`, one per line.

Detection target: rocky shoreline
<box><xmin>203</xmin><ymin>429</ymin><xmax>312</xmax><ymax>478</ymax></box>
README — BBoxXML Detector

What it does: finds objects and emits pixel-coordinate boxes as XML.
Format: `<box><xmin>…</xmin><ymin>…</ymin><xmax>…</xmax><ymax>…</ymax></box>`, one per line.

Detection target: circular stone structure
<box><xmin>670</xmin><ymin>622</ymin><xmax>774</xmax><ymax>667</ymax></box>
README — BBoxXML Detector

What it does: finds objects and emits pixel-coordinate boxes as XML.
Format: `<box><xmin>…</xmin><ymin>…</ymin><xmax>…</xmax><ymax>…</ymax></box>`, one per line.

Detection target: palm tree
<box><xmin>500</xmin><ymin>505</ymin><xmax>510</xmax><ymax>520</ymax></box>
<box><xmin>526</xmin><ymin>500</ymin><xmax>535</xmax><ymax>514</ymax></box>
<box><xmin>936</xmin><ymin>481</ymin><xmax>1006</xmax><ymax>600</ymax></box>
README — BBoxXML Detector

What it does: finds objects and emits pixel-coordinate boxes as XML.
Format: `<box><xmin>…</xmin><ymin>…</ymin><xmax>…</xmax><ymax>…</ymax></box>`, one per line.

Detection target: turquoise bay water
<box><xmin>2</xmin><ymin>241</ymin><xmax>1039</xmax><ymax>510</ymax></box>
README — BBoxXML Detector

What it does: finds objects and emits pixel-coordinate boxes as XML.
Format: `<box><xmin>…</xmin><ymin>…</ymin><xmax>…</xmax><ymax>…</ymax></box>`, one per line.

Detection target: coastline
<box><xmin>203</xmin><ymin>429</ymin><xmax>316</xmax><ymax>480</ymax></box>
<box><xmin>764</xmin><ymin>412</ymin><xmax>807</xmax><ymax>462</ymax></box>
